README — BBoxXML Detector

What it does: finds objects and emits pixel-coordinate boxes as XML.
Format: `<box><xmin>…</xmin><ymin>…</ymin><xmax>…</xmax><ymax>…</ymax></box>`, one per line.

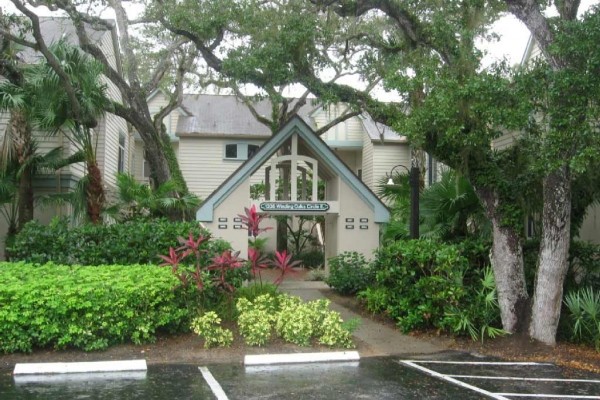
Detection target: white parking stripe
<box><xmin>448</xmin><ymin>375</ymin><xmax>600</xmax><ymax>384</ymax></box>
<box><xmin>495</xmin><ymin>394</ymin><xmax>600</xmax><ymax>399</ymax></box>
<box><xmin>399</xmin><ymin>360</ymin><xmax>510</xmax><ymax>400</ymax></box>
<box><xmin>411</xmin><ymin>360</ymin><xmax>553</xmax><ymax>366</ymax></box>
<box><xmin>199</xmin><ymin>367</ymin><xmax>229</xmax><ymax>400</ymax></box>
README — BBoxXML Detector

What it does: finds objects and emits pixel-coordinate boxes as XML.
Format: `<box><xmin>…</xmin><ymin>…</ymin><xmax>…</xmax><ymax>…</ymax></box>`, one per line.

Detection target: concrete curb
<box><xmin>244</xmin><ymin>351</ymin><xmax>360</xmax><ymax>366</ymax></box>
<box><xmin>13</xmin><ymin>359</ymin><xmax>147</xmax><ymax>375</ymax></box>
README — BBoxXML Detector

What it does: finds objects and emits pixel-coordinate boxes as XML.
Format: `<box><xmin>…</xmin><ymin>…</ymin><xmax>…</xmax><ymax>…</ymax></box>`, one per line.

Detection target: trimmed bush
<box><xmin>234</xmin><ymin>294</ymin><xmax>356</xmax><ymax>349</ymax></box>
<box><xmin>0</xmin><ymin>262</ymin><xmax>189</xmax><ymax>353</ymax></box>
<box><xmin>362</xmin><ymin>240</ymin><xmax>497</xmax><ymax>334</ymax></box>
<box><xmin>190</xmin><ymin>312</ymin><xmax>234</xmax><ymax>348</ymax></box>
<box><xmin>8</xmin><ymin>218</ymin><xmax>225</xmax><ymax>265</ymax></box>
<box><xmin>326</xmin><ymin>251</ymin><xmax>374</xmax><ymax>295</ymax></box>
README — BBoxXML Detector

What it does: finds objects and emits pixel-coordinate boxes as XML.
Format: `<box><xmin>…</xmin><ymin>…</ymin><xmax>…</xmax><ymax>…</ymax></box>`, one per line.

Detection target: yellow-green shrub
<box><xmin>0</xmin><ymin>262</ymin><xmax>189</xmax><ymax>352</ymax></box>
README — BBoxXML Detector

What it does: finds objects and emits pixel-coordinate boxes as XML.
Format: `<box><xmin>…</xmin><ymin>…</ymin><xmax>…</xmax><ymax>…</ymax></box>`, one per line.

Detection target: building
<box><xmin>0</xmin><ymin>18</ymin><xmax>132</xmax><ymax>257</ymax></box>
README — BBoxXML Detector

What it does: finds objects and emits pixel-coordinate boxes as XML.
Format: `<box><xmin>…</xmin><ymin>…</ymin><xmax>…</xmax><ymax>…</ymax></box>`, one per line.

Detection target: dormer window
<box><xmin>224</xmin><ymin>143</ymin><xmax>260</xmax><ymax>160</ymax></box>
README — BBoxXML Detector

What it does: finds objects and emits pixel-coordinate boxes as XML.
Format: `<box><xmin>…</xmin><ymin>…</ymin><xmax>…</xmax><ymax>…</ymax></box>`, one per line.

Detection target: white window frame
<box><xmin>117</xmin><ymin>132</ymin><xmax>126</xmax><ymax>173</ymax></box>
<box><xmin>223</xmin><ymin>143</ymin><xmax>260</xmax><ymax>161</ymax></box>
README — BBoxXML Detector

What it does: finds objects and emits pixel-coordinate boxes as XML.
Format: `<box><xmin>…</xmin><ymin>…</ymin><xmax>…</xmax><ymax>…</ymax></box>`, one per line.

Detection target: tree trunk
<box><xmin>529</xmin><ymin>167</ymin><xmax>571</xmax><ymax>345</ymax></box>
<box><xmin>86</xmin><ymin>160</ymin><xmax>105</xmax><ymax>224</ymax></box>
<box><xmin>9</xmin><ymin>110</ymin><xmax>34</xmax><ymax>231</ymax></box>
<box><xmin>476</xmin><ymin>187</ymin><xmax>529</xmax><ymax>333</ymax></box>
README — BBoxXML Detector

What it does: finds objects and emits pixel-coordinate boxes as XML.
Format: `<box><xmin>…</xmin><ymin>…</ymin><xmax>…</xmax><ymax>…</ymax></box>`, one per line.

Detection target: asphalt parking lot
<box><xmin>2</xmin><ymin>355</ymin><xmax>600</xmax><ymax>399</ymax></box>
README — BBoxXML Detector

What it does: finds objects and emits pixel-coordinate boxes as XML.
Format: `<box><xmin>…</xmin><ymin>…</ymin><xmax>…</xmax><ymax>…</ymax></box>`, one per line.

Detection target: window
<box><xmin>247</xmin><ymin>144</ymin><xmax>259</xmax><ymax>159</ymax></box>
<box><xmin>225</xmin><ymin>144</ymin><xmax>238</xmax><ymax>159</ymax></box>
<box><xmin>357</xmin><ymin>169</ymin><xmax>362</xmax><ymax>180</ymax></box>
<box><xmin>224</xmin><ymin>143</ymin><xmax>260</xmax><ymax>160</ymax></box>
<box><xmin>117</xmin><ymin>133</ymin><xmax>126</xmax><ymax>173</ymax></box>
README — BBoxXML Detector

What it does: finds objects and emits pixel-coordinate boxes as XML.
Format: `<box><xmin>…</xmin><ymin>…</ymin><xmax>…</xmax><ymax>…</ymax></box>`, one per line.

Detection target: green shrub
<box><xmin>235</xmin><ymin>294</ymin><xmax>356</xmax><ymax>348</ymax></box>
<box><xmin>319</xmin><ymin>312</ymin><xmax>355</xmax><ymax>348</ymax></box>
<box><xmin>237</xmin><ymin>309</ymin><xmax>272</xmax><ymax>346</ymax></box>
<box><xmin>190</xmin><ymin>312</ymin><xmax>233</xmax><ymax>348</ymax></box>
<box><xmin>370</xmin><ymin>240</ymin><xmax>487</xmax><ymax>333</ymax></box>
<box><xmin>9</xmin><ymin>218</ymin><xmax>225</xmax><ymax>266</ymax></box>
<box><xmin>296</xmin><ymin>250</ymin><xmax>325</xmax><ymax>269</ymax></box>
<box><xmin>0</xmin><ymin>262</ymin><xmax>189</xmax><ymax>353</ymax></box>
<box><xmin>441</xmin><ymin>267</ymin><xmax>505</xmax><ymax>341</ymax></box>
<box><xmin>235</xmin><ymin>283</ymin><xmax>279</xmax><ymax>303</ymax></box>
<box><xmin>564</xmin><ymin>287</ymin><xmax>600</xmax><ymax>349</ymax></box>
<box><xmin>326</xmin><ymin>252</ymin><xmax>374</xmax><ymax>295</ymax></box>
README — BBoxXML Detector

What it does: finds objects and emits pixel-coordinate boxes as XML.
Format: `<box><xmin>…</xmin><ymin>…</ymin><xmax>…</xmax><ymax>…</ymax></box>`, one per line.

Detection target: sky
<box><xmin>2</xmin><ymin>0</ymin><xmax>598</xmax><ymax>100</ymax></box>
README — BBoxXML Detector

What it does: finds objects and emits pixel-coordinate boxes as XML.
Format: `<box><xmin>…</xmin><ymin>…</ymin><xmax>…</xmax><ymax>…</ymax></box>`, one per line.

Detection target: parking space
<box><xmin>3</xmin><ymin>356</ymin><xmax>600</xmax><ymax>399</ymax></box>
<box><xmin>400</xmin><ymin>360</ymin><xmax>600</xmax><ymax>399</ymax></box>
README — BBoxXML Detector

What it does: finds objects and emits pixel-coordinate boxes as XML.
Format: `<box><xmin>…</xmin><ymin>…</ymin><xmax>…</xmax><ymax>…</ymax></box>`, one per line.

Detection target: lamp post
<box><xmin>387</xmin><ymin>164</ymin><xmax>420</xmax><ymax>239</ymax></box>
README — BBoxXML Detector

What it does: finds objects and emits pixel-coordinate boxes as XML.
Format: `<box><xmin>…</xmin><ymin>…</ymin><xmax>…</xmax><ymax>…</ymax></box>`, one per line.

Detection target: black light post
<box><xmin>387</xmin><ymin>164</ymin><xmax>420</xmax><ymax>239</ymax></box>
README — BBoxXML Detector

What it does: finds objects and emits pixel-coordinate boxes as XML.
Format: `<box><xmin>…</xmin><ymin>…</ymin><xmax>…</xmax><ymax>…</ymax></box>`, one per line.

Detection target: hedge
<box><xmin>0</xmin><ymin>262</ymin><xmax>189</xmax><ymax>352</ymax></box>
<box><xmin>8</xmin><ymin>218</ymin><xmax>229</xmax><ymax>266</ymax></box>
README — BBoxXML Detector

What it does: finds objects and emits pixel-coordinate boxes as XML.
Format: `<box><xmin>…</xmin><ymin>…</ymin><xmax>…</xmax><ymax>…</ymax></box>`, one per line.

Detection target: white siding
<box><xmin>313</xmin><ymin>105</ymin><xmax>363</xmax><ymax>143</ymax></box>
<box><xmin>179</xmin><ymin>137</ymin><xmax>266</xmax><ymax>200</ymax></box>
<box><xmin>147</xmin><ymin>93</ymin><xmax>182</xmax><ymax>136</ymax></box>
<box><xmin>133</xmin><ymin>139</ymin><xmax>146</xmax><ymax>182</ymax></box>
<box><xmin>372</xmin><ymin>143</ymin><xmax>411</xmax><ymax>189</ymax></box>
<box><xmin>362</xmin><ymin>131</ymin><xmax>374</xmax><ymax>189</ymax></box>
<box><xmin>492</xmin><ymin>130</ymin><xmax>522</xmax><ymax>150</ymax></box>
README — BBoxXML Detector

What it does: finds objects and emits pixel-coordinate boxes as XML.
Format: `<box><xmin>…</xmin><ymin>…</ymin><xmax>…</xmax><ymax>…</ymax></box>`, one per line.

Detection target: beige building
<box><xmin>133</xmin><ymin>93</ymin><xmax>416</xmax><ymax>257</ymax></box>
<box><xmin>0</xmin><ymin>18</ymin><xmax>132</xmax><ymax>257</ymax></box>
<box><xmin>195</xmin><ymin>117</ymin><xmax>390</xmax><ymax>265</ymax></box>
<box><xmin>136</xmin><ymin>93</ymin><xmax>413</xmax><ymax>201</ymax></box>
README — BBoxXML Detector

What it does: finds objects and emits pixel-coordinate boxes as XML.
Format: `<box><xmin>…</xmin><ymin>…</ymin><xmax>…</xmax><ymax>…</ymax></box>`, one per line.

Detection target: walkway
<box><xmin>278</xmin><ymin>279</ymin><xmax>448</xmax><ymax>357</ymax></box>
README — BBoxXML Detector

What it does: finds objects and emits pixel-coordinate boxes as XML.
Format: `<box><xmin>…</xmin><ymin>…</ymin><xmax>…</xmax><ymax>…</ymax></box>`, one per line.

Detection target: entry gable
<box><xmin>196</xmin><ymin>116</ymin><xmax>390</xmax><ymax>223</ymax></box>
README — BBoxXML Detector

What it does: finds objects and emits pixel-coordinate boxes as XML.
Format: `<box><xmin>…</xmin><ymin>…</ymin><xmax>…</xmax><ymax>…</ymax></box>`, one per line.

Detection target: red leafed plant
<box><xmin>248</xmin><ymin>247</ymin><xmax>269</xmax><ymax>284</ymax></box>
<box><xmin>208</xmin><ymin>250</ymin><xmax>245</xmax><ymax>292</ymax></box>
<box><xmin>271</xmin><ymin>250</ymin><xmax>302</xmax><ymax>285</ymax></box>
<box><xmin>238</xmin><ymin>205</ymin><xmax>271</xmax><ymax>238</ymax></box>
<box><xmin>158</xmin><ymin>231</ymin><xmax>211</xmax><ymax>290</ymax></box>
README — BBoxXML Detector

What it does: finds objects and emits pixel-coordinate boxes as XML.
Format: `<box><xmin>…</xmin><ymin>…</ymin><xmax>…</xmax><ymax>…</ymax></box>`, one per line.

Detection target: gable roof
<box><xmin>196</xmin><ymin>116</ymin><xmax>390</xmax><ymax>223</ymax></box>
<box><xmin>360</xmin><ymin>115</ymin><xmax>407</xmax><ymax>143</ymax></box>
<box><xmin>176</xmin><ymin>94</ymin><xmax>316</xmax><ymax>137</ymax></box>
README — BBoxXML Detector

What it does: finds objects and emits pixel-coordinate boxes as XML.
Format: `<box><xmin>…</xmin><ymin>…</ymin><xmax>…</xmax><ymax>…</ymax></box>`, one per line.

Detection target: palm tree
<box><xmin>29</xmin><ymin>41</ymin><xmax>112</xmax><ymax>224</ymax></box>
<box><xmin>104</xmin><ymin>173</ymin><xmax>201</xmax><ymax>221</ymax></box>
<box><xmin>419</xmin><ymin>170</ymin><xmax>489</xmax><ymax>241</ymax></box>
<box><xmin>0</xmin><ymin>62</ymin><xmax>83</xmax><ymax>234</ymax></box>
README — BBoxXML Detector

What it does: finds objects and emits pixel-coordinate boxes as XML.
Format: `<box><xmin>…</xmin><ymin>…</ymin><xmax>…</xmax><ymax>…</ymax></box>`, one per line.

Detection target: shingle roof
<box><xmin>19</xmin><ymin>17</ymin><xmax>113</xmax><ymax>64</ymax></box>
<box><xmin>175</xmin><ymin>94</ymin><xmax>405</xmax><ymax>142</ymax></box>
<box><xmin>177</xmin><ymin>94</ymin><xmax>316</xmax><ymax>137</ymax></box>
<box><xmin>360</xmin><ymin>115</ymin><xmax>406</xmax><ymax>142</ymax></box>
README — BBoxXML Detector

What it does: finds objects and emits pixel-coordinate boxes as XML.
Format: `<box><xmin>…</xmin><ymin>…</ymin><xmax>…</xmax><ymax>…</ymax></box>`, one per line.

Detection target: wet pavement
<box><xmin>2</xmin><ymin>355</ymin><xmax>600</xmax><ymax>399</ymax></box>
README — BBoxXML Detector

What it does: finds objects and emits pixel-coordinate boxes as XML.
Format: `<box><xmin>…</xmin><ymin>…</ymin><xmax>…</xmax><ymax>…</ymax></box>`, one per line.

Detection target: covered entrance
<box><xmin>196</xmin><ymin>117</ymin><xmax>389</xmax><ymax>267</ymax></box>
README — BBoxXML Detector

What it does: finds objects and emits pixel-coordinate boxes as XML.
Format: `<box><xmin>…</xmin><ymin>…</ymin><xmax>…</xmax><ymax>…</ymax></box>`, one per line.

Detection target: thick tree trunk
<box><xmin>86</xmin><ymin>160</ymin><xmax>105</xmax><ymax>224</ymax></box>
<box><xmin>476</xmin><ymin>187</ymin><xmax>529</xmax><ymax>333</ymax></box>
<box><xmin>529</xmin><ymin>167</ymin><xmax>571</xmax><ymax>345</ymax></box>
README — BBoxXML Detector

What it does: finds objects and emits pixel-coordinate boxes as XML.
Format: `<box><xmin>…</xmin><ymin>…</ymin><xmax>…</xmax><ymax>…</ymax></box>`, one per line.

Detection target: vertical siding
<box><xmin>361</xmin><ymin>132</ymin><xmax>374</xmax><ymax>190</ymax></box>
<box><xmin>133</xmin><ymin>139</ymin><xmax>146</xmax><ymax>181</ymax></box>
<box><xmin>178</xmin><ymin>137</ymin><xmax>266</xmax><ymax>200</ymax></box>
<box><xmin>313</xmin><ymin>105</ymin><xmax>363</xmax><ymax>143</ymax></box>
<box><xmin>372</xmin><ymin>143</ymin><xmax>410</xmax><ymax>189</ymax></box>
